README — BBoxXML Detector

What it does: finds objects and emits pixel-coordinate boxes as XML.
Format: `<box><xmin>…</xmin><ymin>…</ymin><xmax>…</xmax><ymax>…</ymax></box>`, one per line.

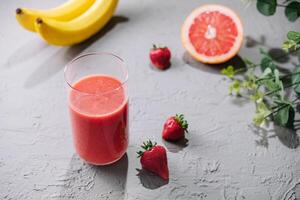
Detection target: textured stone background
<box><xmin>1</xmin><ymin>0</ymin><xmax>300</xmax><ymax>199</ymax></box>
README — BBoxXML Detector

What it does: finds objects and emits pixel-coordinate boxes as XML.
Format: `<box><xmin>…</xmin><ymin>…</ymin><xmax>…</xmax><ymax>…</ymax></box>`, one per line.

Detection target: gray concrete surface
<box><xmin>1</xmin><ymin>0</ymin><xmax>300</xmax><ymax>199</ymax></box>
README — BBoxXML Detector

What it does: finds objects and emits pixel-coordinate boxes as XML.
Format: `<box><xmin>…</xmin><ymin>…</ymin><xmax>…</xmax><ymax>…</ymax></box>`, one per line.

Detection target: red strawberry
<box><xmin>137</xmin><ymin>140</ymin><xmax>169</xmax><ymax>180</ymax></box>
<box><xmin>149</xmin><ymin>44</ymin><xmax>171</xmax><ymax>70</ymax></box>
<box><xmin>162</xmin><ymin>114</ymin><xmax>188</xmax><ymax>141</ymax></box>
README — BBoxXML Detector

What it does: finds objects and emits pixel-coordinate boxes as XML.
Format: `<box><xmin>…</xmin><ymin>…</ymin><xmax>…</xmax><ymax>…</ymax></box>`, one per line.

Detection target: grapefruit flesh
<box><xmin>182</xmin><ymin>4</ymin><xmax>243</xmax><ymax>64</ymax></box>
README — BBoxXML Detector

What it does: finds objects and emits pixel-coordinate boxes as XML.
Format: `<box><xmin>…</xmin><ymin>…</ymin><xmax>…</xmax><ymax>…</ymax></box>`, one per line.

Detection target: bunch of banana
<box><xmin>16</xmin><ymin>0</ymin><xmax>119</xmax><ymax>46</ymax></box>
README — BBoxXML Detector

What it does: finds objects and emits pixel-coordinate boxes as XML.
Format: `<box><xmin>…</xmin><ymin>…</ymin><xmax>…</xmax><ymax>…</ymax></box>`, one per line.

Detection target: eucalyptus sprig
<box><xmin>221</xmin><ymin>31</ymin><xmax>300</xmax><ymax>128</ymax></box>
<box><xmin>253</xmin><ymin>0</ymin><xmax>300</xmax><ymax>22</ymax></box>
<box><xmin>283</xmin><ymin>31</ymin><xmax>300</xmax><ymax>51</ymax></box>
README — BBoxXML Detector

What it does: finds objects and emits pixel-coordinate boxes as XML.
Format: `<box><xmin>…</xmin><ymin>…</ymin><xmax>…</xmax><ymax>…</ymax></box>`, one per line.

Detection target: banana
<box><xmin>35</xmin><ymin>0</ymin><xmax>118</xmax><ymax>46</ymax></box>
<box><xmin>15</xmin><ymin>0</ymin><xmax>96</xmax><ymax>32</ymax></box>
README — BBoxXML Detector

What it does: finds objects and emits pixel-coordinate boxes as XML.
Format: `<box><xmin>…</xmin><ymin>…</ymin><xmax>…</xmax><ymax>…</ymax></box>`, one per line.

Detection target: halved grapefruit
<box><xmin>181</xmin><ymin>4</ymin><xmax>243</xmax><ymax>64</ymax></box>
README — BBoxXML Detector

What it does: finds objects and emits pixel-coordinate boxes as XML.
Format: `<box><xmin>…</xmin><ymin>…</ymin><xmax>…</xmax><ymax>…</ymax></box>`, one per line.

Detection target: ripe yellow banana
<box><xmin>15</xmin><ymin>0</ymin><xmax>96</xmax><ymax>32</ymax></box>
<box><xmin>35</xmin><ymin>0</ymin><xmax>119</xmax><ymax>46</ymax></box>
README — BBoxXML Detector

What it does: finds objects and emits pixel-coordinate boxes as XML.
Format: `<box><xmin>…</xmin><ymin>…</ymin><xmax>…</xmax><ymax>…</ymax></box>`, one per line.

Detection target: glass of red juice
<box><xmin>64</xmin><ymin>52</ymin><xmax>128</xmax><ymax>165</ymax></box>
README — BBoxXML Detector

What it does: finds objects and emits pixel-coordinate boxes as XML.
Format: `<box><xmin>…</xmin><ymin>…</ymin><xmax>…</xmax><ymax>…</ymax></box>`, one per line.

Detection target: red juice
<box><xmin>69</xmin><ymin>75</ymin><xmax>128</xmax><ymax>165</ymax></box>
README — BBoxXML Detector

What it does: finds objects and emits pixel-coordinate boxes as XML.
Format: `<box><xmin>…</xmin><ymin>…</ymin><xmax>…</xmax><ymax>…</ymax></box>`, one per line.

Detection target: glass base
<box><xmin>78</xmin><ymin>151</ymin><xmax>127</xmax><ymax>166</ymax></box>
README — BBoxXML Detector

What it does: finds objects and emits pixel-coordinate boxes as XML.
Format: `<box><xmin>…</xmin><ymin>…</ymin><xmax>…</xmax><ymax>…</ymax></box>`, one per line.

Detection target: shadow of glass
<box><xmin>182</xmin><ymin>51</ymin><xmax>246</xmax><ymax>75</ymax></box>
<box><xmin>23</xmin><ymin>16</ymin><xmax>129</xmax><ymax>88</ymax></box>
<box><xmin>162</xmin><ymin>138</ymin><xmax>188</xmax><ymax>153</ymax></box>
<box><xmin>60</xmin><ymin>153</ymin><xmax>128</xmax><ymax>199</ymax></box>
<box><xmin>136</xmin><ymin>169</ymin><xmax>168</xmax><ymax>190</ymax></box>
<box><xmin>93</xmin><ymin>153</ymin><xmax>128</xmax><ymax>196</ymax></box>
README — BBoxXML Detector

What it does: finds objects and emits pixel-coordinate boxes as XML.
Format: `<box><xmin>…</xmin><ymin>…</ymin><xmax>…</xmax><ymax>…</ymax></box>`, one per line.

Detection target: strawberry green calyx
<box><xmin>175</xmin><ymin>114</ymin><xmax>188</xmax><ymax>132</ymax></box>
<box><xmin>152</xmin><ymin>44</ymin><xmax>158</xmax><ymax>49</ymax></box>
<box><xmin>152</xmin><ymin>44</ymin><xmax>167</xmax><ymax>50</ymax></box>
<box><xmin>137</xmin><ymin>140</ymin><xmax>157</xmax><ymax>158</ymax></box>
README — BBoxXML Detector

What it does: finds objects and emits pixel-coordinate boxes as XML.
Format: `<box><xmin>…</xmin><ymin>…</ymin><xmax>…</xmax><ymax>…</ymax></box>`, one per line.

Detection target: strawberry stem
<box><xmin>175</xmin><ymin>114</ymin><xmax>188</xmax><ymax>133</ymax></box>
<box><xmin>152</xmin><ymin>44</ymin><xmax>168</xmax><ymax>49</ymax></box>
<box><xmin>137</xmin><ymin>140</ymin><xmax>157</xmax><ymax>158</ymax></box>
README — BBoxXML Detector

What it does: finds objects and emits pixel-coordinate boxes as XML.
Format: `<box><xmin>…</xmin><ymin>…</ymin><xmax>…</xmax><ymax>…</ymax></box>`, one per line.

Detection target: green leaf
<box><xmin>243</xmin><ymin>80</ymin><xmax>257</xmax><ymax>90</ymax></box>
<box><xmin>262</xmin><ymin>67</ymin><xmax>273</xmax><ymax>77</ymax></box>
<box><xmin>258</xmin><ymin>69</ymin><xmax>283</xmax><ymax>98</ymax></box>
<box><xmin>287</xmin><ymin>31</ymin><xmax>300</xmax><ymax>42</ymax></box>
<box><xmin>243</xmin><ymin>58</ymin><xmax>255</xmax><ymax>67</ymax></box>
<box><xmin>242</xmin><ymin>74</ymin><xmax>258</xmax><ymax>90</ymax></box>
<box><xmin>292</xmin><ymin>65</ymin><xmax>300</xmax><ymax>95</ymax></box>
<box><xmin>260</xmin><ymin>56</ymin><xmax>276</xmax><ymax>71</ymax></box>
<box><xmin>283</xmin><ymin>31</ymin><xmax>300</xmax><ymax>51</ymax></box>
<box><xmin>256</xmin><ymin>68</ymin><xmax>273</xmax><ymax>87</ymax></box>
<box><xmin>285</xmin><ymin>2</ymin><xmax>300</xmax><ymax>22</ymax></box>
<box><xmin>259</xmin><ymin>48</ymin><xmax>269</xmax><ymax>56</ymax></box>
<box><xmin>229</xmin><ymin>80</ymin><xmax>241</xmax><ymax>95</ymax></box>
<box><xmin>253</xmin><ymin>101</ymin><xmax>271</xmax><ymax>126</ymax></box>
<box><xmin>282</xmin><ymin>39</ymin><xmax>298</xmax><ymax>51</ymax></box>
<box><xmin>221</xmin><ymin>65</ymin><xmax>235</xmax><ymax>79</ymax></box>
<box><xmin>259</xmin><ymin>49</ymin><xmax>276</xmax><ymax>71</ymax></box>
<box><xmin>274</xmin><ymin>69</ymin><xmax>281</xmax><ymax>84</ymax></box>
<box><xmin>257</xmin><ymin>0</ymin><xmax>277</xmax><ymax>16</ymax></box>
<box><xmin>250</xmin><ymin>91</ymin><xmax>264</xmax><ymax>102</ymax></box>
<box><xmin>273</xmin><ymin>105</ymin><xmax>295</xmax><ymax>127</ymax></box>
<box><xmin>253</xmin><ymin>112</ymin><xmax>266</xmax><ymax>126</ymax></box>
<box><xmin>264</xmin><ymin>80</ymin><xmax>279</xmax><ymax>91</ymax></box>
<box><xmin>297</xmin><ymin>49</ymin><xmax>300</xmax><ymax>62</ymax></box>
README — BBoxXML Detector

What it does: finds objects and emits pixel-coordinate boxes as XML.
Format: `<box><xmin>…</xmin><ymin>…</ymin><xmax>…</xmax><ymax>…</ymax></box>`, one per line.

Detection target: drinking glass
<box><xmin>64</xmin><ymin>52</ymin><xmax>128</xmax><ymax>165</ymax></box>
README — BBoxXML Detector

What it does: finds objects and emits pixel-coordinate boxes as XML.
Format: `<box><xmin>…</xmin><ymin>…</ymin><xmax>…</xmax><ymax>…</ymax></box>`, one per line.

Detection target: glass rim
<box><xmin>64</xmin><ymin>52</ymin><xmax>128</xmax><ymax>95</ymax></box>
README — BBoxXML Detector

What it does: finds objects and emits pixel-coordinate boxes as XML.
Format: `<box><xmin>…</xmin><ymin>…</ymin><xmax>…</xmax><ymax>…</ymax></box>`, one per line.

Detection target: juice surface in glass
<box><xmin>69</xmin><ymin>75</ymin><xmax>128</xmax><ymax>165</ymax></box>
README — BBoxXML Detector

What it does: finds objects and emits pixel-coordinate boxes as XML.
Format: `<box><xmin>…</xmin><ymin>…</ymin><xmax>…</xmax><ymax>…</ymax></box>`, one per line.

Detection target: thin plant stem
<box><xmin>256</xmin><ymin>71</ymin><xmax>300</xmax><ymax>83</ymax></box>
<box><xmin>265</xmin><ymin>81</ymin><xmax>300</xmax><ymax>96</ymax></box>
<box><xmin>264</xmin><ymin>99</ymin><xmax>298</xmax><ymax>119</ymax></box>
<box><xmin>234</xmin><ymin>48</ymin><xmax>299</xmax><ymax>74</ymax></box>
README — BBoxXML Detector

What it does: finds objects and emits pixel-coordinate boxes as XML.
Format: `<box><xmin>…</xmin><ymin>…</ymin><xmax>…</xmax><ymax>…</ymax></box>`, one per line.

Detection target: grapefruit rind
<box><xmin>181</xmin><ymin>4</ymin><xmax>244</xmax><ymax>64</ymax></box>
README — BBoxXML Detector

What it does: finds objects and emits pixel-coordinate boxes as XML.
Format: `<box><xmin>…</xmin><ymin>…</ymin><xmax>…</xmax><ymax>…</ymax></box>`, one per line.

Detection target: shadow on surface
<box><xmin>162</xmin><ymin>138</ymin><xmax>188</xmax><ymax>153</ymax></box>
<box><xmin>60</xmin><ymin>153</ymin><xmax>128</xmax><ymax>199</ymax></box>
<box><xmin>182</xmin><ymin>51</ymin><xmax>246</xmax><ymax>75</ymax></box>
<box><xmin>6</xmin><ymin>40</ymin><xmax>48</xmax><ymax>67</ymax></box>
<box><xmin>274</xmin><ymin>125</ymin><xmax>300</xmax><ymax>149</ymax></box>
<box><xmin>282</xmin><ymin>181</ymin><xmax>300</xmax><ymax>199</ymax></box>
<box><xmin>229</xmin><ymin>96</ymin><xmax>250</xmax><ymax>107</ymax></box>
<box><xmin>268</xmin><ymin>48</ymin><xmax>290</xmax><ymax>64</ymax></box>
<box><xmin>136</xmin><ymin>169</ymin><xmax>168</xmax><ymax>190</ymax></box>
<box><xmin>249</xmin><ymin>124</ymin><xmax>300</xmax><ymax>149</ymax></box>
<box><xmin>249</xmin><ymin>125</ymin><xmax>276</xmax><ymax>148</ymax></box>
<box><xmin>245</xmin><ymin>35</ymin><xmax>266</xmax><ymax>48</ymax></box>
<box><xmin>23</xmin><ymin>16</ymin><xmax>129</xmax><ymax>88</ymax></box>
<box><xmin>93</xmin><ymin>153</ymin><xmax>128</xmax><ymax>196</ymax></box>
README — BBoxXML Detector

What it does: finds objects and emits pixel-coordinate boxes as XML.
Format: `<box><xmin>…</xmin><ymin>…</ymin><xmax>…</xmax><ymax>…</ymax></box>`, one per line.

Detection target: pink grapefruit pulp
<box><xmin>181</xmin><ymin>4</ymin><xmax>244</xmax><ymax>64</ymax></box>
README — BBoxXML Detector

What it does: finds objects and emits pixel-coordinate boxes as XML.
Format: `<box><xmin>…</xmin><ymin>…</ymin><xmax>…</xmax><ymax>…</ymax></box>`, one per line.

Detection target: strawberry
<box><xmin>149</xmin><ymin>44</ymin><xmax>171</xmax><ymax>70</ymax></box>
<box><xmin>162</xmin><ymin>114</ymin><xmax>188</xmax><ymax>141</ymax></box>
<box><xmin>137</xmin><ymin>140</ymin><xmax>169</xmax><ymax>180</ymax></box>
